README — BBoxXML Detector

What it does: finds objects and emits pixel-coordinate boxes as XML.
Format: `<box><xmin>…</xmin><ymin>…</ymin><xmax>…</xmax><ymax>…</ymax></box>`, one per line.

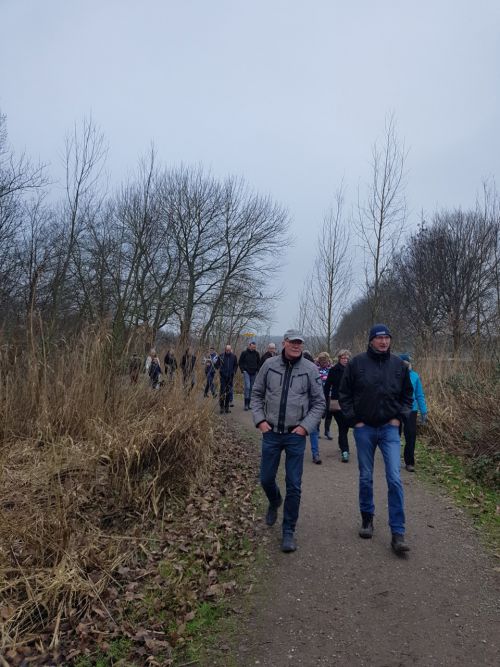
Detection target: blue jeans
<box><xmin>309</xmin><ymin>429</ymin><xmax>319</xmax><ymax>459</ymax></box>
<box><xmin>243</xmin><ymin>371</ymin><xmax>256</xmax><ymax>401</ymax></box>
<box><xmin>260</xmin><ymin>431</ymin><xmax>306</xmax><ymax>535</ymax></box>
<box><xmin>354</xmin><ymin>424</ymin><xmax>405</xmax><ymax>534</ymax></box>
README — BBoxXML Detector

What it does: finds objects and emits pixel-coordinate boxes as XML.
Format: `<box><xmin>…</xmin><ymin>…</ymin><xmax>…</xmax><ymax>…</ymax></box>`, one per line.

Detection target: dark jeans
<box><xmin>219</xmin><ymin>375</ymin><xmax>234</xmax><ymax>410</ymax></box>
<box><xmin>332</xmin><ymin>411</ymin><xmax>349</xmax><ymax>453</ymax></box>
<box><xmin>204</xmin><ymin>371</ymin><xmax>216</xmax><ymax>397</ymax></box>
<box><xmin>401</xmin><ymin>410</ymin><xmax>418</xmax><ymax>466</ymax></box>
<box><xmin>324</xmin><ymin>411</ymin><xmax>332</xmax><ymax>435</ymax></box>
<box><xmin>260</xmin><ymin>431</ymin><xmax>306</xmax><ymax>535</ymax></box>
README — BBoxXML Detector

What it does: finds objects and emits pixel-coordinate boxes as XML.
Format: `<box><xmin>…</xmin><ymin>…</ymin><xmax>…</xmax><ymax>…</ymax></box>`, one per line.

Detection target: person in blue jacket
<box><xmin>399</xmin><ymin>354</ymin><xmax>428</xmax><ymax>472</ymax></box>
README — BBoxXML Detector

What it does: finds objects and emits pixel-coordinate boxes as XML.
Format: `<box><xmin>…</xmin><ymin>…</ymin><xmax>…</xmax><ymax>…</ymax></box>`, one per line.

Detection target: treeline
<box><xmin>336</xmin><ymin>202</ymin><xmax>500</xmax><ymax>356</ymax></box>
<box><xmin>0</xmin><ymin>114</ymin><xmax>289</xmax><ymax>350</ymax></box>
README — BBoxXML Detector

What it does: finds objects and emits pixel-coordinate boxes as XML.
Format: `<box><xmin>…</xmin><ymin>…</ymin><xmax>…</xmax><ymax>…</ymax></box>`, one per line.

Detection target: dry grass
<box><xmin>0</xmin><ymin>327</ymin><xmax>216</xmax><ymax>651</ymax></box>
<box><xmin>416</xmin><ymin>355</ymin><xmax>500</xmax><ymax>488</ymax></box>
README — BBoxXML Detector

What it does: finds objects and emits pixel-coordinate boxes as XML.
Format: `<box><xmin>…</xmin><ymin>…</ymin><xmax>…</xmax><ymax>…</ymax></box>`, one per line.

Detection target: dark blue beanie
<box><xmin>368</xmin><ymin>324</ymin><xmax>392</xmax><ymax>341</ymax></box>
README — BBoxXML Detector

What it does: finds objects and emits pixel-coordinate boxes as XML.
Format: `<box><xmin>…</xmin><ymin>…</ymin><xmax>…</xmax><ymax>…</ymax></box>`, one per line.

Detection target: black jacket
<box><xmin>324</xmin><ymin>362</ymin><xmax>345</xmax><ymax>401</ymax></box>
<box><xmin>339</xmin><ymin>347</ymin><xmax>413</xmax><ymax>427</ymax></box>
<box><xmin>216</xmin><ymin>352</ymin><xmax>238</xmax><ymax>378</ymax></box>
<box><xmin>259</xmin><ymin>351</ymin><xmax>276</xmax><ymax>368</ymax></box>
<box><xmin>239</xmin><ymin>349</ymin><xmax>261</xmax><ymax>375</ymax></box>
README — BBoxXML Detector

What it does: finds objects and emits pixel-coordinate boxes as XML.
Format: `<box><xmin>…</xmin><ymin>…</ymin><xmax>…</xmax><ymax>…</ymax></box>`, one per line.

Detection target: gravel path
<box><xmin>229</xmin><ymin>402</ymin><xmax>500</xmax><ymax>667</ymax></box>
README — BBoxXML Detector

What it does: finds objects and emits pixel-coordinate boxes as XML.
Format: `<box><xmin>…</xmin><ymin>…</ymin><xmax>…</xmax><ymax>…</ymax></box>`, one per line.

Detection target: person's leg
<box><xmin>260</xmin><ymin>432</ymin><xmax>283</xmax><ymax>509</ymax></box>
<box><xmin>403</xmin><ymin>411</ymin><xmax>418</xmax><ymax>466</ymax></box>
<box><xmin>282</xmin><ymin>433</ymin><xmax>306</xmax><ymax>535</ymax></box>
<box><xmin>309</xmin><ymin>430</ymin><xmax>320</xmax><ymax>462</ymax></box>
<box><xmin>354</xmin><ymin>426</ymin><xmax>377</xmax><ymax>515</ymax></box>
<box><xmin>204</xmin><ymin>376</ymin><xmax>210</xmax><ymax>397</ymax></box>
<box><xmin>243</xmin><ymin>371</ymin><xmax>251</xmax><ymax>406</ymax></box>
<box><xmin>378</xmin><ymin>425</ymin><xmax>406</xmax><ymax>535</ymax></box>
<box><xmin>324</xmin><ymin>411</ymin><xmax>333</xmax><ymax>438</ymax></box>
<box><xmin>334</xmin><ymin>412</ymin><xmax>349</xmax><ymax>453</ymax></box>
<box><xmin>219</xmin><ymin>376</ymin><xmax>227</xmax><ymax>411</ymax></box>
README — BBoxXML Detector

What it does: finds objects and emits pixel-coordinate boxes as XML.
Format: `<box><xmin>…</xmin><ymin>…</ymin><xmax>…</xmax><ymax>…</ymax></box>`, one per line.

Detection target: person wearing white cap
<box><xmin>251</xmin><ymin>329</ymin><xmax>325</xmax><ymax>553</ymax></box>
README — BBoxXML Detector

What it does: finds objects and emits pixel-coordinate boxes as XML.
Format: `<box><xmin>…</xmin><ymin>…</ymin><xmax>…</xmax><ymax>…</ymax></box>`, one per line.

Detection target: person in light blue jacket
<box><xmin>399</xmin><ymin>354</ymin><xmax>428</xmax><ymax>472</ymax></box>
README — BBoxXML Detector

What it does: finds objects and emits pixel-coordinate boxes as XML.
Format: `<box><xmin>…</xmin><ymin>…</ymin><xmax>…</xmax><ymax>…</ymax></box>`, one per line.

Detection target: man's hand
<box><xmin>291</xmin><ymin>426</ymin><xmax>307</xmax><ymax>436</ymax></box>
<box><xmin>354</xmin><ymin>422</ymin><xmax>365</xmax><ymax>428</ymax></box>
<box><xmin>258</xmin><ymin>421</ymin><xmax>272</xmax><ymax>433</ymax></box>
<box><xmin>388</xmin><ymin>418</ymin><xmax>400</xmax><ymax>427</ymax></box>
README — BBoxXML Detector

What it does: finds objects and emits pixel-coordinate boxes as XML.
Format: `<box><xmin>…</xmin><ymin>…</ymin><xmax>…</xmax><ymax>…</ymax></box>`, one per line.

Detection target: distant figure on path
<box><xmin>216</xmin><ymin>344</ymin><xmax>238</xmax><ymax>414</ymax></box>
<box><xmin>145</xmin><ymin>348</ymin><xmax>156</xmax><ymax>374</ymax></box>
<box><xmin>251</xmin><ymin>329</ymin><xmax>325</xmax><ymax>553</ymax></box>
<box><xmin>303</xmin><ymin>350</ymin><xmax>322</xmax><ymax>464</ymax></box>
<box><xmin>239</xmin><ymin>341</ymin><xmax>261</xmax><ymax>410</ymax></box>
<box><xmin>148</xmin><ymin>353</ymin><xmax>162</xmax><ymax>389</ymax></box>
<box><xmin>316</xmin><ymin>352</ymin><xmax>333</xmax><ymax>439</ymax></box>
<box><xmin>399</xmin><ymin>354</ymin><xmax>428</xmax><ymax>473</ymax></box>
<box><xmin>339</xmin><ymin>324</ymin><xmax>413</xmax><ymax>554</ymax></box>
<box><xmin>203</xmin><ymin>346</ymin><xmax>219</xmax><ymax>398</ymax></box>
<box><xmin>164</xmin><ymin>349</ymin><xmax>177</xmax><ymax>381</ymax></box>
<box><xmin>259</xmin><ymin>342</ymin><xmax>277</xmax><ymax>368</ymax></box>
<box><xmin>181</xmin><ymin>347</ymin><xmax>197</xmax><ymax>390</ymax></box>
<box><xmin>324</xmin><ymin>349</ymin><xmax>352</xmax><ymax>462</ymax></box>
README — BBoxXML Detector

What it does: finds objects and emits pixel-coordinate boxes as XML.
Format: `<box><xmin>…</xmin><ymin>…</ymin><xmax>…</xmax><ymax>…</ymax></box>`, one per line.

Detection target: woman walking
<box><xmin>324</xmin><ymin>349</ymin><xmax>352</xmax><ymax>462</ymax></box>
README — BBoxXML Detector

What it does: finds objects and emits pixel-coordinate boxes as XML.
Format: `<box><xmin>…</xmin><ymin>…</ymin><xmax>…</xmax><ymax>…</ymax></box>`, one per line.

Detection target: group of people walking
<box><xmin>131</xmin><ymin>325</ymin><xmax>428</xmax><ymax>558</ymax></box>
<box><xmin>250</xmin><ymin>324</ymin><xmax>427</xmax><ymax>556</ymax></box>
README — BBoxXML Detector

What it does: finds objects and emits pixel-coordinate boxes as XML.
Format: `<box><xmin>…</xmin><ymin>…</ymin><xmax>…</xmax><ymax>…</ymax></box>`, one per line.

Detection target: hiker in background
<box><xmin>339</xmin><ymin>324</ymin><xmax>413</xmax><ymax>554</ymax></box>
<box><xmin>239</xmin><ymin>341</ymin><xmax>261</xmax><ymax>410</ymax></box>
<box><xmin>259</xmin><ymin>342</ymin><xmax>277</xmax><ymax>368</ymax></box>
<box><xmin>251</xmin><ymin>329</ymin><xmax>325</xmax><ymax>553</ymax></box>
<box><xmin>129</xmin><ymin>353</ymin><xmax>142</xmax><ymax>384</ymax></box>
<box><xmin>216</xmin><ymin>344</ymin><xmax>238</xmax><ymax>414</ymax></box>
<box><xmin>203</xmin><ymin>346</ymin><xmax>219</xmax><ymax>398</ymax></box>
<box><xmin>181</xmin><ymin>347</ymin><xmax>197</xmax><ymax>390</ymax></box>
<box><xmin>164</xmin><ymin>349</ymin><xmax>177</xmax><ymax>381</ymax></box>
<box><xmin>324</xmin><ymin>349</ymin><xmax>352</xmax><ymax>462</ymax></box>
<box><xmin>145</xmin><ymin>348</ymin><xmax>156</xmax><ymax>374</ymax></box>
<box><xmin>148</xmin><ymin>353</ymin><xmax>162</xmax><ymax>389</ymax></box>
<box><xmin>399</xmin><ymin>354</ymin><xmax>428</xmax><ymax>473</ymax></box>
<box><xmin>304</xmin><ymin>350</ymin><xmax>322</xmax><ymax>464</ymax></box>
<box><xmin>316</xmin><ymin>352</ymin><xmax>333</xmax><ymax>439</ymax></box>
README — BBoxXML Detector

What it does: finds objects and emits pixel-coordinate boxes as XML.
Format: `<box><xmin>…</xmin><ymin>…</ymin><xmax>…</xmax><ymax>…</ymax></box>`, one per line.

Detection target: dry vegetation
<box><xmin>0</xmin><ymin>328</ymin><xmax>260</xmax><ymax>665</ymax></box>
<box><xmin>418</xmin><ymin>356</ymin><xmax>500</xmax><ymax>489</ymax></box>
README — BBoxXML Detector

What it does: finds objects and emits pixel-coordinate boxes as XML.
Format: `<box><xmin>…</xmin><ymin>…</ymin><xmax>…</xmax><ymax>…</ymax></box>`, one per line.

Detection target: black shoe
<box><xmin>313</xmin><ymin>455</ymin><xmax>322</xmax><ymax>464</ymax></box>
<box><xmin>219</xmin><ymin>408</ymin><xmax>225</xmax><ymax>415</ymax></box>
<box><xmin>225</xmin><ymin>408</ymin><xmax>231</xmax><ymax>413</ymax></box>
<box><xmin>230</xmin><ymin>403</ymin><xmax>234</xmax><ymax>407</ymax></box>
<box><xmin>265</xmin><ymin>496</ymin><xmax>282</xmax><ymax>526</ymax></box>
<box><xmin>391</xmin><ymin>533</ymin><xmax>410</xmax><ymax>554</ymax></box>
<box><xmin>324</xmin><ymin>431</ymin><xmax>333</xmax><ymax>440</ymax></box>
<box><xmin>281</xmin><ymin>533</ymin><xmax>297</xmax><ymax>553</ymax></box>
<box><xmin>405</xmin><ymin>464</ymin><xmax>415</xmax><ymax>472</ymax></box>
<box><xmin>359</xmin><ymin>512</ymin><xmax>374</xmax><ymax>539</ymax></box>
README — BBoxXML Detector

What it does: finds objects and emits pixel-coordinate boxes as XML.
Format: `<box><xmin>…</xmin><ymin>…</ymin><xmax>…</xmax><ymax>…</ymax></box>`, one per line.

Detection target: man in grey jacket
<box><xmin>251</xmin><ymin>329</ymin><xmax>325</xmax><ymax>552</ymax></box>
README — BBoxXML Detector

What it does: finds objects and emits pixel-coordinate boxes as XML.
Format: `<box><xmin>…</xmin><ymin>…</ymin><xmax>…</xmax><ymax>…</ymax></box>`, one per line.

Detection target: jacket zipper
<box><xmin>278</xmin><ymin>361</ymin><xmax>293</xmax><ymax>433</ymax></box>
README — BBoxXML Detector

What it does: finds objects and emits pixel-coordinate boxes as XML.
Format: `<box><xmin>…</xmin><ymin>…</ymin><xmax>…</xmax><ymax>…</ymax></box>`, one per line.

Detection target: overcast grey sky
<box><xmin>2</xmin><ymin>1</ymin><xmax>500</xmax><ymax>334</ymax></box>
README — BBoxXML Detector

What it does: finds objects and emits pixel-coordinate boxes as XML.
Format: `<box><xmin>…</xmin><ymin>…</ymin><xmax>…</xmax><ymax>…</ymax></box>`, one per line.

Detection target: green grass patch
<box><xmin>73</xmin><ymin>637</ymin><xmax>134</xmax><ymax>667</ymax></box>
<box><xmin>416</xmin><ymin>439</ymin><xmax>500</xmax><ymax>552</ymax></box>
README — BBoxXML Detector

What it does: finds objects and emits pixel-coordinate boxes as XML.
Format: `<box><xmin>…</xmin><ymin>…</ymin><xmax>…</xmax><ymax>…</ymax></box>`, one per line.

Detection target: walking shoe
<box><xmin>359</xmin><ymin>512</ymin><xmax>374</xmax><ymax>539</ymax></box>
<box><xmin>219</xmin><ymin>408</ymin><xmax>225</xmax><ymax>415</ymax></box>
<box><xmin>265</xmin><ymin>496</ymin><xmax>283</xmax><ymax>526</ymax></box>
<box><xmin>341</xmin><ymin>451</ymin><xmax>350</xmax><ymax>463</ymax></box>
<box><xmin>324</xmin><ymin>431</ymin><xmax>333</xmax><ymax>440</ymax></box>
<box><xmin>230</xmin><ymin>403</ymin><xmax>234</xmax><ymax>407</ymax></box>
<box><xmin>313</xmin><ymin>455</ymin><xmax>322</xmax><ymax>465</ymax></box>
<box><xmin>225</xmin><ymin>408</ymin><xmax>231</xmax><ymax>414</ymax></box>
<box><xmin>281</xmin><ymin>533</ymin><xmax>297</xmax><ymax>553</ymax></box>
<box><xmin>391</xmin><ymin>533</ymin><xmax>410</xmax><ymax>554</ymax></box>
<box><xmin>405</xmin><ymin>464</ymin><xmax>415</xmax><ymax>472</ymax></box>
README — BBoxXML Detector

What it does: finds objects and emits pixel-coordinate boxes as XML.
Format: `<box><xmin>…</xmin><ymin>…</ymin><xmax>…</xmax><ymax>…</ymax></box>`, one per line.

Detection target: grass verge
<box><xmin>415</xmin><ymin>438</ymin><xmax>500</xmax><ymax>555</ymax></box>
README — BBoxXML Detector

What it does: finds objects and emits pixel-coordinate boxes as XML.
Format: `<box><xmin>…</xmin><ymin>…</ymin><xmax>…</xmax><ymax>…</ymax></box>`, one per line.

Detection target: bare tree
<box><xmin>356</xmin><ymin>113</ymin><xmax>407</xmax><ymax>321</ymax></box>
<box><xmin>297</xmin><ymin>186</ymin><xmax>351</xmax><ymax>353</ymax></box>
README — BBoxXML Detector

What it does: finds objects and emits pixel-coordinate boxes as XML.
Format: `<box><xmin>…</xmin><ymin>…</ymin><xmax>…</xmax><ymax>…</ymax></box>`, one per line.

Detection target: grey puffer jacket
<box><xmin>250</xmin><ymin>352</ymin><xmax>326</xmax><ymax>435</ymax></box>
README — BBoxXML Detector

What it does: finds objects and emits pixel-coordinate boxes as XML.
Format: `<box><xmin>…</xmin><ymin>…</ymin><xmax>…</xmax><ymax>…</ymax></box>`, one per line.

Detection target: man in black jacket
<box><xmin>216</xmin><ymin>344</ymin><xmax>238</xmax><ymax>414</ymax></box>
<box><xmin>239</xmin><ymin>341</ymin><xmax>261</xmax><ymax>410</ymax></box>
<box><xmin>339</xmin><ymin>324</ymin><xmax>414</xmax><ymax>554</ymax></box>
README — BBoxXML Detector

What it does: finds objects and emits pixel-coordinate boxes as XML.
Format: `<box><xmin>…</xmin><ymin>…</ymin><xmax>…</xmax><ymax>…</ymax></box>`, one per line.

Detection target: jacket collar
<box><xmin>367</xmin><ymin>345</ymin><xmax>391</xmax><ymax>362</ymax></box>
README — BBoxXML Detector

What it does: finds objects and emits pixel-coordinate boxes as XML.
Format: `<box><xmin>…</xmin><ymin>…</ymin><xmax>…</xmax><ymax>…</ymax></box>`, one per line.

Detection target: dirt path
<box><xmin>227</xmin><ymin>401</ymin><xmax>499</xmax><ymax>667</ymax></box>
